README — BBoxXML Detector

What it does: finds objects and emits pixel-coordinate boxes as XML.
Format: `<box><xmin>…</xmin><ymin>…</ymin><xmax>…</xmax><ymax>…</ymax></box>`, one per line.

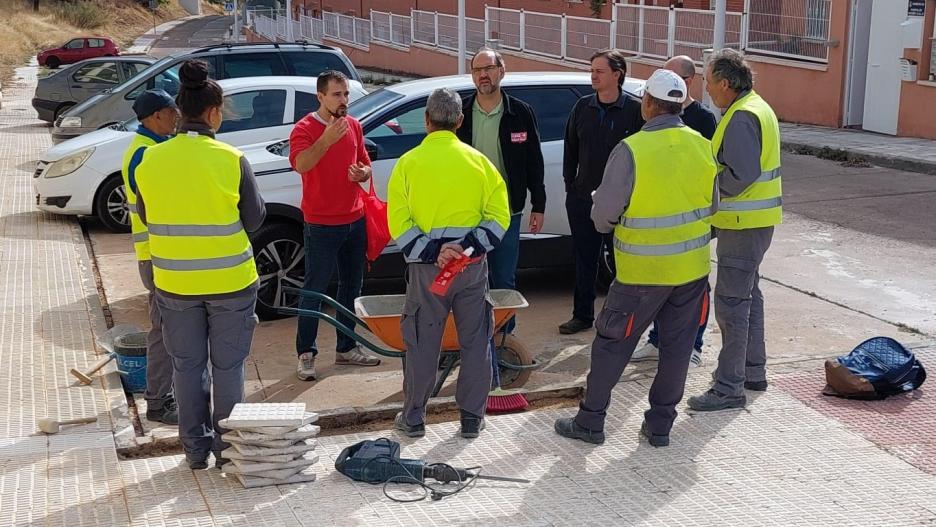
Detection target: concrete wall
<box><xmin>180</xmin><ymin>0</ymin><xmax>201</xmax><ymax>15</ymax></box>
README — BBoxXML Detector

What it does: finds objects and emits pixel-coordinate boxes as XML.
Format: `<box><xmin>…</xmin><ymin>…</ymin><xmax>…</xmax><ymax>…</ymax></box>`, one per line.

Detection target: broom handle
<box><xmin>490</xmin><ymin>334</ymin><xmax>502</xmax><ymax>389</ymax></box>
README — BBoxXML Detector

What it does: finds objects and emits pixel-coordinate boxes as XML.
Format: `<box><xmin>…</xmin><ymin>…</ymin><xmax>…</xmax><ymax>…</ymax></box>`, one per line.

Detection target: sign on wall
<box><xmin>908</xmin><ymin>0</ymin><xmax>925</xmax><ymax>17</ymax></box>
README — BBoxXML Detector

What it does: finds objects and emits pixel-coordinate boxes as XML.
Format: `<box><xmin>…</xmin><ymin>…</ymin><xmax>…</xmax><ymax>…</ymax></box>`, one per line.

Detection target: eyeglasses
<box><xmin>471</xmin><ymin>65</ymin><xmax>500</xmax><ymax>75</ymax></box>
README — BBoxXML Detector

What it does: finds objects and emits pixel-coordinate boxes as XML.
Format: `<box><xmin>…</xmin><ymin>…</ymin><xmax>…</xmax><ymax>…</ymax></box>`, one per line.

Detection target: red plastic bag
<box><xmin>361</xmin><ymin>179</ymin><xmax>390</xmax><ymax>263</ymax></box>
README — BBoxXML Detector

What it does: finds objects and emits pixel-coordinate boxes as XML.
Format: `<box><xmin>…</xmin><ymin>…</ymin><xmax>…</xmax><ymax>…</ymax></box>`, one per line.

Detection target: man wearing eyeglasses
<box><xmin>455</xmin><ymin>47</ymin><xmax>545</xmax><ymax>335</ymax></box>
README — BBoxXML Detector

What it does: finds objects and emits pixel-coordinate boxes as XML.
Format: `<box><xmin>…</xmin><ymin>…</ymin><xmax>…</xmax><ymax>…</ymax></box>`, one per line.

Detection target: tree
<box><xmin>590</xmin><ymin>0</ymin><xmax>606</xmax><ymax>19</ymax></box>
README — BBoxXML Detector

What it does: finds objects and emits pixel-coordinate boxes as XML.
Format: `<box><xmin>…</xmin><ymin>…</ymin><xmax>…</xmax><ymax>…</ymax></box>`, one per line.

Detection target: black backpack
<box><xmin>823</xmin><ymin>337</ymin><xmax>926</xmax><ymax>400</ymax></box>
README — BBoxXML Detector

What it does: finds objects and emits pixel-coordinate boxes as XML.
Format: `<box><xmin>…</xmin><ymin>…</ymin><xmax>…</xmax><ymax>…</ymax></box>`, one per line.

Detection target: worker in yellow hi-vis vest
<box><xmin>688</xmin><ymin>49</ymin><xmax>782</xmax><ymax>413</ymax></box>
<box><xmin>554</xmin><ymin>69</ymin><xmax>717</xmax><ymax>447</ymax></box>
<box><xmin>121</xmin><ymin>89</ymin><xmax>179</xmax><ymax>426</ymax></box>
<box><xmin>134</xmin><ymin>60</ymin><xmax>266</xmax><ymax>470</ymax></box>
<box><xmin>387</xmin><ymin>88</ymin><xmax>511</xmax><ymax>440</ymax></box>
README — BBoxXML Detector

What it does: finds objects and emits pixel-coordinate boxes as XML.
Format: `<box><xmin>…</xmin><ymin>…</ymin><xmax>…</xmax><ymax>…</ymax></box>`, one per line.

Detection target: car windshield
<box><xmin>111</xmin><ymin>55</ymin><xmax>177</xmax><ymax>93</ymax></box>
<box><xmin>348</xmin><ymin>88</ymin><xmax>405</xmax><ymax>121</ymax></box>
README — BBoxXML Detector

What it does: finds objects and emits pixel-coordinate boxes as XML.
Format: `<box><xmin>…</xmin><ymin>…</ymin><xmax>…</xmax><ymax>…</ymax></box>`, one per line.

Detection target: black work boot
<box><xmin>687</xmin><ymin>389</ymin><xmax>746</xmax><ymax>412</ymax></box>
<box><xmin>744</xmin><ymin>380</ymin><xmax>768</xmax><ymax>392</ymax></box>
<box><xmin>459</xmin><ymin>410</ymin><xmax>485</xmax><ymax>439</ymax></box>
<box><xmin>394</xmin><ymin>412</ymin><xmax>425</xmax><ymax>438</ymax></box>
<box><xmin>554</xmin><ymin>417</ymin><xmax>605</xmax><ymax>445</ymax></box>
<box><xmin>146</xmin><ymin>399</ymin><xmax>179</xmax><ymax>425</ymax></box>
<box><xmin>558</xmin><ymin>318</ymin><xmax>592</xmax><ymax>335</ymax></box>
<box><xmin>187</xmin><ymin>456</ymin><xmax>208</xmax><ymax>470</ymax></box>
<box><xmin>640</xmin><ymin>421</ymin><xmax>670</xmax><ymax>447</ymax></box>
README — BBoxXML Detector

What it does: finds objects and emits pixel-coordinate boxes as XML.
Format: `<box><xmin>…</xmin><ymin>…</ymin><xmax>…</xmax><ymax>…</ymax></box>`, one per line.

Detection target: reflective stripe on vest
<box><xmin>134</xmin><ymin>134</ymin><xmax>257</xmax><ymax>296</ymax></box>
<box><xmin>711</xmin><ymin>91</ymin><xmax>783</xmax><ymax>230</ymax></box>
<box><xmin>612</xmin><ymin>126</ymin><xmax>717</xmax><ymax>286</ymax></box>
<box><xmin>121</xmin><ymin>134</ymin><xmax>157</xmax><ymax>261</ymax></box>
<box><xmin>614</xmin><ymin>231</ymin><xmax>711</xmax><ymax>256</ymax></box>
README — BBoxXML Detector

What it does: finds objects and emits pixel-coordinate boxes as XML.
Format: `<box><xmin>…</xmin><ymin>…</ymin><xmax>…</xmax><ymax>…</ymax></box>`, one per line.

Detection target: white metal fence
<box><xmin>412</xmin><ymin>11</ymin><xmax>485</xmax><ymax>53</ymax></box>
<box><xmin>322</xmin><ymin>11</ymin><xmax>370</xmax><ymax>47</ymax></box>
<box><xmin>249</xmin><ymin>2</ymin><xmax>832</xmax><ymax>66</ymax></box>
<box><xmin>371</xmin><ymin>10</ymin><xmax>411</xmax><ymax>47</ymax></box>
<box><xmin>566</xmin><ymin>15</ymin><xmax>612</xmax><ymax>63</ymax></box>
<box><xmin>746</xmin><ymin>0</ymin><xmax>833</xmax><ymax>62</ymax></box>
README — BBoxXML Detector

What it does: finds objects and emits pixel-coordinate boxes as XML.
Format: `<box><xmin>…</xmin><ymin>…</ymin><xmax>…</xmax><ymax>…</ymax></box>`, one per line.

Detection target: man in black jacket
<box><xmin>560</xmin><ymin>49</ymin><xmax>644</xmax><ymax>335</ymax></box>
<box><xmin>456</xmin><ymin>47</ymin><xmax>545</xmax><ymax>333</ymax></box>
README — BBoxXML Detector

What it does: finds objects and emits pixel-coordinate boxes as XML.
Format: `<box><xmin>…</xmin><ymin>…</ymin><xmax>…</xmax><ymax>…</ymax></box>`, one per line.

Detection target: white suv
<box><xmin>244</xmin><ymin>72</ymin><xmax>644</xmax><ymax>318</ymax></box>
<box><xmin>33</xmin><ymin>76</ymin><xmax>366</xmax><ymax>231</ymax></box>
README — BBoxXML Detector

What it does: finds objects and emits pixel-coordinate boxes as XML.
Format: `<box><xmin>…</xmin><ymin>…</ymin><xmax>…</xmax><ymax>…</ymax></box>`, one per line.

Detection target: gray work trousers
<box><xmin>138</xmin><ymin>261</ymin><xmax>172</xmax><ymax>409</ymax></box>
<box><xmin>576</xmin><ymin>277</ymin><xmax>709</xmax><ymax>436</ymax></box>
<box><xmin>400</xmin><ymin>260</ymin><xmax>493</xmax><ymax>426</ymax></box>
<box><xmin>712</xmin><ymin>227</ymin><xmax>774</xmax><ymax>397</ymax></box>
<box><xmin>155</xmin><ymin>291</ymin><xmax>258</xmax><ymax>459</ymax></box>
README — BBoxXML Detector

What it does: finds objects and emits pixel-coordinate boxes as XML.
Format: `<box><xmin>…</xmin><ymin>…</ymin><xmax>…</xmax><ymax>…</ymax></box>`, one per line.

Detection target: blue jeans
<box><xmin>487</xmin><ymin>213</ymin><xmax>522</xmax><ymax>334</ymax></box>
<box><xmin>296</xmin><ymin>218</ymin><xmax>366</xmax><ymax>357</ymax></box>
<box><xmin>647</xmin><ymin>282</ymin><xmax>710</xmax><ymax>351</ymax></box>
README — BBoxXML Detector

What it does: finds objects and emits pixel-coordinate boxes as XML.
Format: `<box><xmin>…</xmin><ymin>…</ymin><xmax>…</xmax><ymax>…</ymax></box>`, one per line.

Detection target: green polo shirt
<box><xmin>471</xmin><ymin>98</ymin><xmax>507</xmax><ymax>181</ymax></box>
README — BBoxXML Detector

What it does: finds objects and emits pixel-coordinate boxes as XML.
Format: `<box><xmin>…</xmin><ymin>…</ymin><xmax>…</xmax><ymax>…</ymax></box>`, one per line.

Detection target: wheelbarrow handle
<box><xmin>282</xmin><ymin>287</ymin><xmax>369</xmax><ymax>328</ymax></box>
<box><xmin>277</xmin><ymin>306</ymin><xmax>405</xmax><ymax>359</ymax></box>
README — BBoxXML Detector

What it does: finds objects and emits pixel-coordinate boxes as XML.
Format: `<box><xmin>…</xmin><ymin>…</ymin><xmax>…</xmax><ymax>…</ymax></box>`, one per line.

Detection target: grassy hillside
<box><xmin>0</xmin><ymin>0</ymin><xmax>192</xmax><ymax>83</ymax></box>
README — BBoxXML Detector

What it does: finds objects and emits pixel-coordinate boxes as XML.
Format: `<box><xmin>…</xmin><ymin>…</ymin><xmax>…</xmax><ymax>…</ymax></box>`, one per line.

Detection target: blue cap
<box><xmin>132</xmin><ymin>89</ymin><xmax>177</xmax><ymax>119</ymax></box>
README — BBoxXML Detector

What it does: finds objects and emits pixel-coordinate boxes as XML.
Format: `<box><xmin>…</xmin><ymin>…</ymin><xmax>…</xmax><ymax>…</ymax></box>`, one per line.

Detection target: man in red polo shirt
<box><xmin>289</xmin><ymin>70</ymin><xmax>381</xmax><ymax>381</ymax></box>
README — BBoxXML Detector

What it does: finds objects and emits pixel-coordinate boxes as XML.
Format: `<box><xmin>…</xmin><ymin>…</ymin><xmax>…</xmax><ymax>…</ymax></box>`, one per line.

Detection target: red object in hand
<box><xmin>430</xmin><ymin>248</ymin><xmax>479</xmax><ymax>296</ymax></box>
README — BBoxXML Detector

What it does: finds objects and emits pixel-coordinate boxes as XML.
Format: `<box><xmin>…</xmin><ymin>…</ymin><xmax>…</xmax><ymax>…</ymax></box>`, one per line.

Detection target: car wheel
<box><xmin>94</xmin><ymin>175</ymin><xmax>131</xmax><ymax>233</ymax></box>
<box><xmin>596</xmin><ymin>237</ymin><xmax>615</xmax><ymax>293</ymax></box>
<box><xmin>251</xmin><ymin>222</ymin><xmax>305</xmax><ymax>321</ymax></box>
<box><xmin>53</xmin><ymin>102</ymin><xmax>75</xmax><ymax>122</ymax></box>
<box><xmin>46</xmin><ymin>56</ymin><xmax>60</xmax><ymax>69</ymax></box>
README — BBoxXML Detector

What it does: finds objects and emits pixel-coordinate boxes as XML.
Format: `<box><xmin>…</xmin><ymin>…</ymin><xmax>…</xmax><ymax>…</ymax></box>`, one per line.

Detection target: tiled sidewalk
<box><xmin>781</xmin><ymin>123</ymin><xmax>936</xmax><ymax>175</ymax></box>
<box><xmin>2</xmin><ymin>64</ymin><xmax>935</xmax><ymax>526</ymax></box>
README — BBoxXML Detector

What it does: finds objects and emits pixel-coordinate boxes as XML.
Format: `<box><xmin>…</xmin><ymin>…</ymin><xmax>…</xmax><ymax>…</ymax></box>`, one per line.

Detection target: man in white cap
<box><xmin>554</xmin><ymin>69</ymin><xmax>718</xmax><ymax>447</ymax></box>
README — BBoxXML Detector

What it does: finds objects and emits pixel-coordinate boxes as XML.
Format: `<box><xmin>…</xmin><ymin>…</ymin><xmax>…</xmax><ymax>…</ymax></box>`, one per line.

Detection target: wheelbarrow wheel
<box><xmin>496</xmin><ymin>335</ymin><xmax>533</xmax><ymax>390</ymax></box>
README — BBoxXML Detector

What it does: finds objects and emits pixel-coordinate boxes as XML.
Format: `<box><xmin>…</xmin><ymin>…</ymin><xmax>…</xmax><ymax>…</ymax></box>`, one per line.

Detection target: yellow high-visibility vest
<box><xmin>711</xmin><ymin>90</ymin><xmax>782</xmax><ymax>229</ymax></box>
<box><xmin>134</xmin><ymin>132</ymin><xmax>257</xmax><ymax>295</ymax></box>
<box><xmin>387</xmin><ymin>131</ymin><xmax>510</xmax><ymax>261</ymax></box>
<box><xmin>613</xmin><ymin>125</ymin><xmax>717</xmax><ymax>286</ymax></box>
<box><xmin>121</xmin><ymin>130</ymin><xmax>162</xmax><ymax>261</ymax></box>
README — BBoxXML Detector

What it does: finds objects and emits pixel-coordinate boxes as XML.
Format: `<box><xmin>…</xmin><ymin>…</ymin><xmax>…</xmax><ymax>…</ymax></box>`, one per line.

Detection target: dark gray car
<box><xmin>51</xmin><ymin>42</ymin><xmax>360</xmax><ymax>143</ymax></box>
<box><xmin>32</xmin><ymin>56</ymin><xmax>155</xmax><ymax>123</ymax></box>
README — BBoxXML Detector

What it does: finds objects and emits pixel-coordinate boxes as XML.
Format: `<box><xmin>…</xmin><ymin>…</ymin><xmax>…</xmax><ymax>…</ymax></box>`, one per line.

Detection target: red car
<box><xmin>38</xmin><ymin>37</ymin><xmax>120</xmax><ymax>69</ymax></box>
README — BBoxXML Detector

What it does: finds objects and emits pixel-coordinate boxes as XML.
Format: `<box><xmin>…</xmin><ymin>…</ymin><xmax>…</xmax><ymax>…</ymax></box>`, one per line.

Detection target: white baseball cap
<box><xmin>640</xmin><ymin>69</ymin><xmax>688</xmax><ymax>103</ymax></box>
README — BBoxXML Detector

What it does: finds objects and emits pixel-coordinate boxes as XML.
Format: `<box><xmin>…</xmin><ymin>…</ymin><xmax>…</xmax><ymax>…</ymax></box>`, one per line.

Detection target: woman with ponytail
<box><xmin>134</xmin><ymin>60</ymin><xmax>267</xmax><ymax>470</ymax></box>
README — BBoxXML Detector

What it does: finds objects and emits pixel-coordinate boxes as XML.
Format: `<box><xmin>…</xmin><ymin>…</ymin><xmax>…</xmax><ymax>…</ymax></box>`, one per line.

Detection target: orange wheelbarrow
<box><xmin>281</xmin><ymin>288</ymin><xmax>540</xmax><ymax>397</ymax></box>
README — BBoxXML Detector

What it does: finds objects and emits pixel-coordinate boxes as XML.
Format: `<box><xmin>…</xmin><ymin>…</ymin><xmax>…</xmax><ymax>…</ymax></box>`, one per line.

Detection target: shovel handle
<box><xmin>59</xmin><ymin>417</ymin><xmax>98</xmax><ymax>426</ymax></box>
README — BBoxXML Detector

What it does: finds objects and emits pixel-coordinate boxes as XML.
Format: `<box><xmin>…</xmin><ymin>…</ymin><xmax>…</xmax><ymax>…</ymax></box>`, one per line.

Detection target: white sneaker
<box><xmin>297</xmin><ymin>352</ymin><xmax>316</xmax><ymax>381</ymax></box>
<box><xmin>688</xmin><ymin>348</ymin><xmax>703</xmax><ymax>368</ymax></box>
<box><xmin>335</xmin><ymin>346</ymin><xmax>381</xmax><ymax>366</ymax></box>
<box><xmin>631</xmin><ymin>342</ymin><xmax>659</xmax><ymax>361</ymax></box>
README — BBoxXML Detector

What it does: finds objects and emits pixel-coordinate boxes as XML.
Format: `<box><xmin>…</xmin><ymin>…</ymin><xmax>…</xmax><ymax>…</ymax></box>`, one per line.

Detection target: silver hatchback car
<box><xmin>32</xmin><ymin>55</ymin><xmax>155</xmax><ymax>123</ymax></box>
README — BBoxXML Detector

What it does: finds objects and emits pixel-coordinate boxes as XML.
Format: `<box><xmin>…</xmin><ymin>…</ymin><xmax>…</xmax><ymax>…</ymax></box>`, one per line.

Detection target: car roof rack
<box><xmin>189</xmin><ymin>41</ymin><xmax>335</xmax><ymax>54</ymax></box>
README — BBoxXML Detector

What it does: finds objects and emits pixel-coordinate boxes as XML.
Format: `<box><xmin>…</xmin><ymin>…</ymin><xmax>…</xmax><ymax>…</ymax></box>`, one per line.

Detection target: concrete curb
<box><xmin>781</xmin><ymin>140</ymin><xmax>936</xmax><ymax>177</ymax></box>
<box><xmin>115</xmin><ymin>383</ymin><xmax>585</xmax><ymax>456</ymax></box>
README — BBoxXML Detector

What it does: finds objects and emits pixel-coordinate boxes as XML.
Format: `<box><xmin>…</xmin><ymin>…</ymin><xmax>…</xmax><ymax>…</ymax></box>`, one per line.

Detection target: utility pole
<box><xmin>33</xmin><ymin>0</ymin><xmax>39</xmax><ymax>11</ymax></box>
<box><xmin>713</xmin><ymin>0</ymin><xmax>726</xmax><ymax>50</ymax></box>
<box><xmin>457</xmin><ymin>0</ymin><xmax>466</xmax><ymax>74</ymax></box>
<box><xmin>704</xmin><ymin>0</ymin><xmax>728</xmax><ymax>115</ymax></box>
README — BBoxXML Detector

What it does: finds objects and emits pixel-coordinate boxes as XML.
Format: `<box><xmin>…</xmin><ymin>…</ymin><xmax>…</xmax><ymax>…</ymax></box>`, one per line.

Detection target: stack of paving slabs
<box><xmin>218</xmin><ymin>403</ymin><xmax>321</xmax><ymax>488</ymax></box>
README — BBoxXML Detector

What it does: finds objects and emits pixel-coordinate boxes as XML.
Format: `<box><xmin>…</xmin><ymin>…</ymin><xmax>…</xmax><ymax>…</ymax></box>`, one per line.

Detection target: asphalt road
<box><xmin>149</xmin><ymin>15</ymin><xmax>232</xmax><ymax>58</ymax></box>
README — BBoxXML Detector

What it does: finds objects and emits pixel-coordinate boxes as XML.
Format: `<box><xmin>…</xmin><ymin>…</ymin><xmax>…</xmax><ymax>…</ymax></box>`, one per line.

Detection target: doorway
<box><xmin>862</xmin><ymin>1</ymin><xmax>907</xmax><ymax>135</ymax></box>
<box><xmin>843</xmin><ymin>0</ymin><xmax>872</xmax><ymax>127</ymax></box>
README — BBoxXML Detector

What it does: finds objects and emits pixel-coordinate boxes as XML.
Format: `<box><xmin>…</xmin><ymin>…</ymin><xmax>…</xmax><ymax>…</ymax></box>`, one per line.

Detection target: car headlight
<box><xmin>58</xmin><ymin>116</ymin><xmax>82</xmax><ymax>128</ymax></box>
<box><xmin>44</xmin><ymin>148</ymin><xmax>94</xmax><ymax>178</ymax></box>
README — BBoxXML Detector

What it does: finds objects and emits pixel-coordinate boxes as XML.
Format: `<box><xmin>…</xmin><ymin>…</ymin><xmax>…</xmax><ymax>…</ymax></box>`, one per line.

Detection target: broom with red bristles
<box><xmin>486</xmin><ymin>331</ymin><xmax>528</xmax><ymax>413</ymax></box>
